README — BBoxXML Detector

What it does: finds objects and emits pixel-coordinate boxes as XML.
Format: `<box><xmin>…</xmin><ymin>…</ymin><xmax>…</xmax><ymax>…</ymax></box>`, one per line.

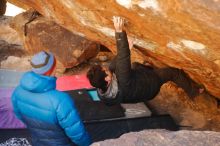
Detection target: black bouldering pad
<box><xmin>86</xmin><ymin>115</ymin><xmax>178</xmax><ymax>142</ymax></box>
<box><xmin>65</xmin><ymin>89</ymin><xmax>179</xmax><ymax>142</ymax></box>
<box><xmin>65</xmin><ymin>89</ymin><xmax>125</xmax><ymax>122</ymax></box>
<box><xmin>0</xmin><ymin>115</ymin><xmax>178</xmax><ymax>144</ymax></box>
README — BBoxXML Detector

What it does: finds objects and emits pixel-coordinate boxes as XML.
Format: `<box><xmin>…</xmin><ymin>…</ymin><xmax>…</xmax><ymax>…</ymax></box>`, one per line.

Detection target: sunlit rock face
<box><xmin>11</xmin><ymin>10</ymin><xmax>99</xmax><ymax>68</ymax></box>
<box><xmin>8</xmin><ymin>0</ymin><xmax>220</xmax><ymax>98</ymax></box>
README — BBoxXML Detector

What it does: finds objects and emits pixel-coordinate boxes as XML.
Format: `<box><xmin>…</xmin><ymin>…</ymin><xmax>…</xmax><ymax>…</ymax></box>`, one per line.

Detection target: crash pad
<box><xmin>56</xmin><ymin>74</ymin><xmax>93</xmax><ymax>91</ymax></box>
<box><xmin>0</xmin><ymin>87</ymin><xmax>26</xmax><ymax>129</ymax></box>
<box><xmin>87</xmin><ymin>89</ymin><xmax>100</xmax><ymax>101</ymax></box>
<box><xmin>65</xmin><ymin>89</ymin><xmax>125</xmax><ymax>122</ymax></box>
<box><xmin>0</xmin><ymin>115</ymin><xmax>178</xmax><ymax>144</ymax></box>
<box><xmin>0</xmin><ymin>69</ymin><xmax>93</xmax><ymax>91</ymax></box>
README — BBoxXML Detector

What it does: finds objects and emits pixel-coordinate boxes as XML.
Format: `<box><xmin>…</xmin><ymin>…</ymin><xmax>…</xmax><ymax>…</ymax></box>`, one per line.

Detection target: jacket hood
<box><xmin>20</xmin><ymin>71</ymin><xmax>56</xmax><ymax>93</ymax></box>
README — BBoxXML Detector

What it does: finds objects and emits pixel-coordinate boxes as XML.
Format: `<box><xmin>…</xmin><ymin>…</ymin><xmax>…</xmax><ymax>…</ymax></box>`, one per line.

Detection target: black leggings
<box><xmin>154</xmin><ymin>67</ymin><xmax>200</xmax><ymax>98</ymax></box>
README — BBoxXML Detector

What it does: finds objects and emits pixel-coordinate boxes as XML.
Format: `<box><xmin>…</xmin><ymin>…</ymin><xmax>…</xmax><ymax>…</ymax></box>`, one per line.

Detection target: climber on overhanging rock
<box><xmin>87</xmin><ymin>16</ymin><xmax>204</xmax><ymax>105</ymax></box>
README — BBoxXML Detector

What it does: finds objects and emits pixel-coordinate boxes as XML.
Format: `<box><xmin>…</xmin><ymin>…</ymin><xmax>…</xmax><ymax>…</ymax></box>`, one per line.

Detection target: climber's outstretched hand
<box><xmin>113</xmin><ymin>16</ymin><xmax>125</xmax><ymax>32</ymax></box>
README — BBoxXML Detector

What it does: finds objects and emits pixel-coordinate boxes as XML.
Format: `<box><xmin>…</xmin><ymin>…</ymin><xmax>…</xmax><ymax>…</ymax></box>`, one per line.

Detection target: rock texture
<box><xmin>0</xmin><ymin>0</ymin><xmax>6</xmax><ymax>16</ymax></box>
<box><xmin>0</xmin><ymin>16</ymin><xmax>29</xmax><ymax>71</ymax></box>
<box><xmin>8</xmin><ymin>0</ymin><xmax>220</xmax><ymax>98</ymax></box>
<box><xmin>11</xmin><ymin>10</ymin><xmax>99</xmax><ymax>68</ymax></box>
<box><xmin>148</xmin><ymin>83</ymin><xmax>220</xmax><ymax>131</ymax></box>
<box><xmin>1</xmin><ymin>56</ymin><xmax>31</xmax><ymax>71</ymax></box>
<box><xmin>0</xmin><ymin>16</ymin><xmax>22</xmax><ymax>45</ymax></box>
<box><xmin>92</xmin><ymin>129</ymin><xmax>220</xmax><ymax>146</ymax></box>
<box><xmin>0</xmin><ymin>40</ymin><xmax>25</xmax><ymax>62</ymax></box>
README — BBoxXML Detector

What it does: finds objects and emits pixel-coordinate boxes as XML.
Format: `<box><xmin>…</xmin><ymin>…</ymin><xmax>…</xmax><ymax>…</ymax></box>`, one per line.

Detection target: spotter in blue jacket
<box><xmin>11</xmin><ymin>71</ymin><xmax>91</xmax><ymax>146</ymax></box>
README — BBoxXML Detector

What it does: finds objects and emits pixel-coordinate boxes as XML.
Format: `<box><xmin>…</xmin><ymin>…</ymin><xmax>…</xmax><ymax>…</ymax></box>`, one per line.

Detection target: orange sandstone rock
<box><xmin>8</xmin><ymin>0</ymin><xmax>220</xmax><ymax>98</ymax></box>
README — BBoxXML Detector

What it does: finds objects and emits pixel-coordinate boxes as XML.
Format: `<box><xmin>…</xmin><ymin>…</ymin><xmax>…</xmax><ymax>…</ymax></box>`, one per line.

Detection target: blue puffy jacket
<box><xmin>11</xmin><ymin>71</ymin><xmax>91</xmax><ymax>146</ymax></box>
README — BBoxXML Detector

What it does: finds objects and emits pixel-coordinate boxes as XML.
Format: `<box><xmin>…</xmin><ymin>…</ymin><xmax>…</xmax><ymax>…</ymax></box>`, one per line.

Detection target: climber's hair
<box><xmin>87</xmin><ymin>65</ymin><xmax>108</xmax><ymax>92</ymax></box>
